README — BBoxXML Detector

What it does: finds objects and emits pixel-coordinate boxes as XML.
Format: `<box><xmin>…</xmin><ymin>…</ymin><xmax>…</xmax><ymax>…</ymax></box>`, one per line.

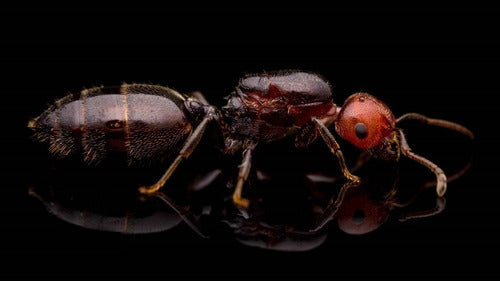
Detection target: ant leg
<box><xmin>396</xmin><ymin>128</ymin><xmax>448</xmax><ymax>197</ymax></box>
<box><xmin>421</xmin><ymin>155</ymin><xmax>473</xmax><ymax>190</ymax></box>
<box><xmin>232</xmin><ymin>147</ymin><xmax>254</xmax><ymax>209</ymax></box>
<box><xmin>391</xmin><ymin>155</ymin><xmax>473</xmax><ymax>209</ymax></box>
<box><xmin>312</xmin><ymin>118</ymin><xmax>360</xmax><ymax>182</ymax></box>
<box><xmin>396</xmin><ymin>113</ymin><xmax>474</xmax><ymax>139</ymax></box>
<box><xmin>138</xmin><ymin>117</ymin><xmax>211</xmax><ymax>195</ymax></box>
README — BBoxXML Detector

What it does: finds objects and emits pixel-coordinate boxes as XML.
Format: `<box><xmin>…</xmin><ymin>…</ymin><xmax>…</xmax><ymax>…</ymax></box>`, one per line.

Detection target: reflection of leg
<box><xmin>154</xmin><ymin>192</ymin><xmax>207</xmax><ymax>238</ymax></box>
<box><xmin>304</xmin><ymin>151</ymin><xmax>370</xmax><ymax>198</ymax></box>
<box><xmin>312</xmin><ymin>118</ymin><xmax>360</xmax><ymax>182</ymax></box>
<box><xmin>311</xmin><ymin>181</ymin><xmax>357</xmax><ymax>232</ymax></box>
<box><xmin>138</xmin><ymin>117</ymin><xmax>211</xmax><ymax>194</ymax></box>
<box><xmin>232</xmin><ymin>147</ymin><xmax>254</xmax><ymax>208</ymax></box>
<box><xmin>397</xmin><ymin>129</ymin><xmax>447</xmax><ymax>197</ymax></box>
<box><xmin>399</xmin><ymin>197</ymin><xmax>446</xmax><ymax>222</ymax></box>
<box><xmin>396</xmin><ymin>113</ymin><xmax>474</xmax><ymax>139</ymax></box>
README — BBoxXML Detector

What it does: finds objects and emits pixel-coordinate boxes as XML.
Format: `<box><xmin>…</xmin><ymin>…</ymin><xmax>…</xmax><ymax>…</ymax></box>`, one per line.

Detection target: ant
<box><xmin>28</xmin><ymin>70</ymin><xmax>474</xmax><ymax>208</ymax></box>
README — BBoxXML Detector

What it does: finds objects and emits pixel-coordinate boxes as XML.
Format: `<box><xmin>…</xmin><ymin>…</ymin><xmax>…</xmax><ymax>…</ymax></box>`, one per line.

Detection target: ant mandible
<box><xmin>28</xmin><ymin>70</ymin><xmax>474</xmax><ymax>208</ymax></box>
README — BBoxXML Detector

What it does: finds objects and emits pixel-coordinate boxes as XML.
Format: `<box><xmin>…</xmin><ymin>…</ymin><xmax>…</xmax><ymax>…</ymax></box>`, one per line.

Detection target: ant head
<box><xmin>335</xmin><ymin>93</ymin><xmax>399</xmax><ymax>157</ymax></box>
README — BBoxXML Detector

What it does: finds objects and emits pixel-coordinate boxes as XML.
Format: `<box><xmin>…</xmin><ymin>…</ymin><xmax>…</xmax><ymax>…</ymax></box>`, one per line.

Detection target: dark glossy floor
<box><xmin>1</xmin><ymin>6</ymin><xmax>499</xmax><ymax>280</ymax></box>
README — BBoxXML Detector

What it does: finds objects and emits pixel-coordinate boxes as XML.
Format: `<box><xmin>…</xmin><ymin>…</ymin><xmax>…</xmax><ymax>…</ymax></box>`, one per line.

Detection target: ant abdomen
<box><xmin>29</xmin><ymin>84</ymin><xmax>193</xmax><ymax>164</ymax></box>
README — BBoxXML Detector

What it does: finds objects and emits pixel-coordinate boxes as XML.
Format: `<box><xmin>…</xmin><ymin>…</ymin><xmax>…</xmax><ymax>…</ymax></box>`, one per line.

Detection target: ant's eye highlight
<box><xmin>355</xmin><ymin>123</ymin><xmax>368</xmax><ymax>139</ymax></box>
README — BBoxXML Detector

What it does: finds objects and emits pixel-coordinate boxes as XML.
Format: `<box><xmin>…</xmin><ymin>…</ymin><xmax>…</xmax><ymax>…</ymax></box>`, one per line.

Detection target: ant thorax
<box><xmin>221</xmin><ymin>71</ymin><xmax>336</xmax><ymax>148</ymax></box>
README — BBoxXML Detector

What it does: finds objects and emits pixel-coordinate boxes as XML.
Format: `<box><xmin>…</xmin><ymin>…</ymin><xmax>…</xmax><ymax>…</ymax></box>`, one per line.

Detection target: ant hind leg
<box><xmin>138</xmin><ymin>117</ymin><xmax>211</xmax><ymax>195</ymax></box>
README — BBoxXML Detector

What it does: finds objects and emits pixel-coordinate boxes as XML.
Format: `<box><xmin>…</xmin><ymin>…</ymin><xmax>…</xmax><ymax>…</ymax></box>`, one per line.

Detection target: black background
<box><xmin>1</xmin><ymin>5</ymin><xmax>499</xmax><ymax>280</ymax></box>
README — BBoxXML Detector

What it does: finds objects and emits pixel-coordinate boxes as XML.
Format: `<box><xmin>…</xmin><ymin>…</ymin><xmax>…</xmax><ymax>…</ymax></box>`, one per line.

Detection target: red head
<box><xmin>335</xmin><ymin>93</ymin><xmax>400</xmax><ymax>160</ymax></box>
<box><xmin>333</xmin><ymin>91</ymin><xmax>474</xmax><ymax>197</ymax></box>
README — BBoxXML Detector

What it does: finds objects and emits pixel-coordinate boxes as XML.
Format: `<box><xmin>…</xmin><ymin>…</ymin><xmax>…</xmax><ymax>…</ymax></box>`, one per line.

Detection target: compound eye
<box><xmin>335</xmin><ymin>93</ymin><xmax>396</xmax><ymax>149</ymax></box>
<box><xmin>355</xmin><ymin>123</ymin><xmax>368</xmax><ymax>139</ymax></box>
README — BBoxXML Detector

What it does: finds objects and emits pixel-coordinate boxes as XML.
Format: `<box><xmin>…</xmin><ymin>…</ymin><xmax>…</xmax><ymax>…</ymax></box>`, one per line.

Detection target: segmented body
<box><xmin>222</xmin><ymin>71</ymin><xmax>337</xmax><ymax>144</ymax></box>
<box><xmin>29</xmin><ymin>84</ymin><xmax>192</xmax><ymax>164</ymax></box>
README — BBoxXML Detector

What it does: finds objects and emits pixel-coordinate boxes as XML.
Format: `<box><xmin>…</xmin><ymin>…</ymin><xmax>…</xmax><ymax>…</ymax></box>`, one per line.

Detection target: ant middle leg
<box><xmin>232</xmin><ymin>146</ymin><xmax>255</xmax><ymax>209</ymax></box>
<box><xmin>312</xmin><ymin>118</ymin><xmax>360</xmax><ymax>182</ymax></box>
<box><xmin>138</xmin><ymin>117</ymin><xmax>211</xmax><ymax>195</ymax></box>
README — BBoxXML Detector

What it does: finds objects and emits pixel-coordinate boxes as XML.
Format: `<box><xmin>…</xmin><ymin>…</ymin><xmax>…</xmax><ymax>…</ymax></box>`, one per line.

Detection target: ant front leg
<box><xmin>232</xmin><ymin>144</ymin><xmax>256</xmax><ymax>209</ymax></box>
<box><xmin>312</xmin><ymin>118</ymin><xmax>360</xmax><ymax>183</ymax></box>
<box><xmin>396</xmin><ymin>128</ymin><xmax>448</xmax><ymax>197</ymax></box>
<box><xmin>138</xmin><ymin>116</ymin><xmax>212</xmax><ymax>195</ymax></box>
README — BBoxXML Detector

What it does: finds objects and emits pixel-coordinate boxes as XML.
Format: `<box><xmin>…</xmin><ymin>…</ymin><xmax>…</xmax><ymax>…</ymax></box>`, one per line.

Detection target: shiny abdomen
<box><xmin>30</xmin><ymin>84</ymin><xmax>191</xmax><ymax>164</ymax></box>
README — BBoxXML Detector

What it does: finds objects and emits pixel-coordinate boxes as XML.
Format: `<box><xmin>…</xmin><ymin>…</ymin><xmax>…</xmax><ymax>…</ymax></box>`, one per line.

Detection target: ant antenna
<box><xmin>396</xmin><ymin>113</ymin><xmax>474</xmax><ymax>139</ymax></box>
<box><xmin>395</xmin><ymin>113</ymin><xmax>474</xmax><ymax>197</ymax></box>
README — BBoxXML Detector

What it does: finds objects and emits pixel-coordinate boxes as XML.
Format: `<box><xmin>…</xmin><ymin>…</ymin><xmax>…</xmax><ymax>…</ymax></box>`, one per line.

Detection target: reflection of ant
<box><xmin>28</xmin><ymin>149</ymin><xmax>472</xmax><ymax>251</ymax></box>
<box><xmin>312</xmin><ymin>157</ymin><xmax>473</xmax><ymax>235</ymax></box>
<box><xmin>311</xmin><ymin>181</ymin><xmax>446</xmax><ymax>235</ymax></box>
<box><xmin>28</xmin><ymin>185</ymin><xmax>187</xmax><ymax>235</ymax></box>
<box><xmin>27</xmin><ymin>163</ymin><xmax>207</xmax><ymax>236</ymax></box>
<box><xmin>29</xmin><ymin>70</ymin><xmax>473</xmax><ymax>208</ymax></box>
<box><xmin>223</xmin><ymin>217</ymin><xmax>328</xmax><ymax>252</ymax></box>
<box><xmin>205</xmin><ymin>154</ymin><xmax>472</xmax><ymax>250</ymax></box>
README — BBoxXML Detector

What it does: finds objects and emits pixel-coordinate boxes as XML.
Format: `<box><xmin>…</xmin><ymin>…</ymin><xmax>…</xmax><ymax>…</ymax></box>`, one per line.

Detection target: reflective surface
<box><xmin>3</xmin><ymin>6</ymin><xmax>499</xmax><ymax>280</ymax></box>
<box><xmin>28</xmin><ymin>137</ymin><xmax>472</xmax><ymax>252</ymax></box>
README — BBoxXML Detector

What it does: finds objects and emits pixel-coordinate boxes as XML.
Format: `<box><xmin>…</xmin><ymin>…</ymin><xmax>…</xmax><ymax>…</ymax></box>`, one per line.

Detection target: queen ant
<box><xmin>28</xmin><ymin>70</ymin><xmax>474</xmax><ymax>208</ymax></box>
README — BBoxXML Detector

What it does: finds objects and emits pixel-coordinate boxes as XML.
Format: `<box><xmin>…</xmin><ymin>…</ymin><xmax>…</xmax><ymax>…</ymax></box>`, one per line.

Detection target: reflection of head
<box><xmin>336</xmin><ymin>190</ymin><xmax>390</xmax><ymax>235</ymax></box>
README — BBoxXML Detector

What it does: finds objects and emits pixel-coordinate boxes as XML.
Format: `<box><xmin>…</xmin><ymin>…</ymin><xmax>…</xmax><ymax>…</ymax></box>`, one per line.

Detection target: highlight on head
<box><xmin>334</xmin><ymin>93</ymin><xmax>396</xmax><ymax>149</ymax></box>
